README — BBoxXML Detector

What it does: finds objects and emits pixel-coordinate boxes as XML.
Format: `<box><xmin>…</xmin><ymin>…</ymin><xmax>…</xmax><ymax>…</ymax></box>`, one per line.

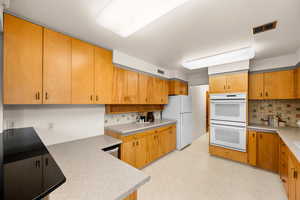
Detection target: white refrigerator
<box><xmin>162</xmin><ymin>95</ymin><xmax>194</xmax><ymax>150</ymax></box>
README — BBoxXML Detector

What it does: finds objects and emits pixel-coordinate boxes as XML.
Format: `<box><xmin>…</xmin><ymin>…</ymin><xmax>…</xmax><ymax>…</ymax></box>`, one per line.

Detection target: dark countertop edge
<box><xmin>34</xmin><ymin>178</ymin><xmax>66</xmax><ymax>200</ymax></box>
<box><xmin>115</xmin><ymin>176</ymin><xmax>151</xmax><ymax>200</ymax></box>
<box><xmin>105</xmin><ymin>121</ymin><xmax>177</xmax><ymax>135</ymax></box>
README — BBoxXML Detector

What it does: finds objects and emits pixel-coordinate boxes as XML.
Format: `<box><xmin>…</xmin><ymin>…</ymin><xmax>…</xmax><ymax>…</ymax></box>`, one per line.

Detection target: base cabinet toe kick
<box><xmin>209</xmin><ymin>129</ymin><xmax>300</xmax><ymax>200</ymax></box>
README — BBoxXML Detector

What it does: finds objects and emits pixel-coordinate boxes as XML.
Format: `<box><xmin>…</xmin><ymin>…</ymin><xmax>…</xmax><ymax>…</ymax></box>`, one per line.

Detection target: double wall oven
<box><xmin>210</xmin><ymin>93</ymin><xmax>247</xmax><ymax>152</ymax></box>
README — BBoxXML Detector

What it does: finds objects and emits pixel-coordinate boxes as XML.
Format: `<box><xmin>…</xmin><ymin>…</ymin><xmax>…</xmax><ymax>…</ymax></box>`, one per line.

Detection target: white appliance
<box><xmin>163</xmin><ymin>95</ymin><xmax>194</xmax><ymax>150</ymax></box>
<box><xmin>210</xmin><ymin>93</ymin><xmax>247</xmax><ymax>152</ymax></box>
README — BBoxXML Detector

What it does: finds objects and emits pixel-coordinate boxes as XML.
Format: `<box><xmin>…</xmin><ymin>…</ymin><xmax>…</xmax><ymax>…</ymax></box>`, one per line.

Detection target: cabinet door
<box><xmin>162</xmin><ymin>80</ymin><xmax>169</xmax><ymax>104</ymax></box>
<box><xmin>147</xmin><ymin>133</ymin><xmax>160</xmax><ymax>162</ymax></box>
<box><xmin>71</xmin><ymin>39</ymin><xmax>94</xmax><ymax>104</ymax></box>
<box><xmin>279</xmin><ymin>140</ymin><xmax>288</xmax><ymax>194</ymax></box>
<box><xmin>257</xmin><ymin>132</ymin><xmax>279</xmax><ymax>172</ymax></box>
<box><xmin>121</xmin><ymin>140</ymin><xmax>136</xmax><ymax>167</ymax></box>
<box><xmin>288</xmin><ymin>156</ymin><xmax>297</xmax><ymax>200</ymax></box>
<box><xmin>135</xmin><ymin>137</ymin><xmax>148</xmax><ymax>169</ymax></box>
<box><xmin>112</xmin><ymin>67</ymin><xmax>127</xmax><ymax>104</ymax></box>
<box><xmin>247</xmin><ymin>130</ymin><xmax>257</xmax><ymax>166</ymax></box>
<box><xmin>226</xmin><ymin>73</ymin><xmax>248</xmax><ymax>93</ymax></box>
<box><xmin>209</xmin><ymin>75</ymin><xmax>227</xmax><ymax>93</ymax></box>
<box><xmin>296</xmin><ymin>162</ymin><xmax>300</xmax><ymax>200</ymax></box>
<box><xmin>138</xmin><ymin>73</ymin><xmax>149</xmax><ymax>104</ymax></box>
<box><xmin>179</xmin><ymin>81</ymin><xmax>188</xmax><ymax>95</ymax></box>
<box><xmin>158</xmin><ymin>129</ymin><xmax>170</xmax><ymax>157</ymax></box>
<box><xmin>94</xmin><ymin>47</ymin><xmax>114</xmax><ymax>104</ymax></box>
<box><xmin>249</xmin><ymin>73</ymin><xmax>264</xmax><ymax>100</ymax></box>
<box><xmin>296</xmin><ymin>68</ymin><xmax>300</xmax><ymax>99</ymax></box>
<box><xmin>264</xmin><ymin>70</ymin><xmax>295</xmax><ymax>99</ymax></box>
<box><xmin>152</xmin><ymin>77</ymin><xmax>163</xmax><ymax>104</ymax></box>
<box><xmin>43</xmin><ymin>28</ymin><xmax>71</xmax><ymax>104</ymax></box>
<box><xmin>169</xmin><ymin>125</ymin><xmax>177</xmax><ymax>151</ymax></box>
<box><xmin>125</xmin><ymin>70</ymin><xmax>139</xmax><ymax>104</ymax></box>
<box><xmin>4</xmin><ymin>14</ymin><xmax>43</xmax><ymax>104</ymax></box>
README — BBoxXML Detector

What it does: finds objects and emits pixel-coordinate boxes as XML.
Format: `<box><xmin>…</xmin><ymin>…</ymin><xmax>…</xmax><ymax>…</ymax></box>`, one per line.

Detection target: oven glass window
<box><xmin>215</xmin><ymin>127</ymin><xmax>240</xmax><ymax>144</ymax></box>
<box><xmin>215</xmin><ymin>103</ymin><xmax>240</xmax><ymax>117</ymax></box>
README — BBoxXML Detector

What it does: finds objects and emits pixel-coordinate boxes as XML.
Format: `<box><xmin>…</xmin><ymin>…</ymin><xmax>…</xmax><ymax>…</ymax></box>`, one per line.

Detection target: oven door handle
<box><xmin>210</xmin><ymin>123</ymin><xmax>246</xmax><ymax>129</ymax></box>
<box><xmin>210</xmin><ymin>100</ymin><xmax>246</xmax><ymax>103</ymax></box>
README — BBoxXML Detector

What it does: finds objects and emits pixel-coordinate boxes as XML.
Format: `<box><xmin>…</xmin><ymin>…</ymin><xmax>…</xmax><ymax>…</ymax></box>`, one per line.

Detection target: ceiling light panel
<box><xmin>182</xmin><ymin>47</ymin><xmax>255</xmax><ymax>70</ymax></box>
<box><xmin>96</xmin><ymin>0</ymin><xmax>190</xmax><ymax>37</ymax></box>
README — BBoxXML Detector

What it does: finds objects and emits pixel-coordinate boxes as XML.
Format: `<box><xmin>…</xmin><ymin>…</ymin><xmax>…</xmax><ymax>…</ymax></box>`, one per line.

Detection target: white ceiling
<box><xmin>7</xmin><ymin>0</ymin><xmax>300</xmax><ymax>73</ymax></box>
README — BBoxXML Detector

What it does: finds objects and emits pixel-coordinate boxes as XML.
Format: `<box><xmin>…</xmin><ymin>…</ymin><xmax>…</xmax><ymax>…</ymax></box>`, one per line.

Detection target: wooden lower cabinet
<box><xmin>288</xmin><ymin>152</ymin><xmax>300</xmax><ymax>200</ymax></box>
<box><xmin>106</xmin><ymin>124</ymin><xmax>176</xmax><ymax>169</ymax></box>
<box><xmin>247</xmin><ymin>130</ymin><xmax>279</xmax><ymax>173</ymax></box>
<box><xmin>279</xmin><ymin>138</ymin><xmax>289</xmax><ymax>195</ymax></box>
<box><xmin>256</xmin><ymin>132</ymin><xmax>279</xmax><ymax>173</ymax></box>
<box><xmin>209</xmin><ymin>145</ymin><xmax>248</xmax><ymax>164</ymax></box>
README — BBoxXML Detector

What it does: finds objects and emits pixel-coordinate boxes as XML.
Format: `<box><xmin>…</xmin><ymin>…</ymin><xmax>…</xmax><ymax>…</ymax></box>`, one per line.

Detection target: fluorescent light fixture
<box><xmin>182</xmin><ymin>47</ymin><xmax>255</xmax><ymax>70</ymax></box>
<box><xmin>96</xmin><ymin>0</ymin><xmax>190</xmax><ymax>37</ymax></box>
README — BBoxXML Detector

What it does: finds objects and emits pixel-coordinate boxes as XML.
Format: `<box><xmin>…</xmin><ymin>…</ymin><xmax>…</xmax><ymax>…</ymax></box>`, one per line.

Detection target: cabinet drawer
<box><xmin>209</xmin><ymin>145</ymin><xmax>248</xmax><ymax>164</ymax></box>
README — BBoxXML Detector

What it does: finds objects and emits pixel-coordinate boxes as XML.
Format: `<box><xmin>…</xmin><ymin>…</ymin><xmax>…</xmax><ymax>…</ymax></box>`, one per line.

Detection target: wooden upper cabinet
<box><xmin>256</xmin><ymin>132</ymin><xmax>279</xmax><ymax>173</ymax></box>
<box><xmin>4</xmin><ymin>14</ymin><xmax>43</xmax><ymax>104</ymax></box>
<box><xmin>71</xmin><ymin>39</ymin><xmax>94</xmax><ymax>104</ymax></box>
<box><xmin>126</xmin><ymin>70</ymin><xmax>139</xmax><ymax>104</ymax></box>
<box><xmin>209</xmin><ymin>75</ymin><xmax>227</xmax><ymax>93</ymax></box>
<box><xmin>249</xmin><ymin>73</ymin><xmax>264</xmax><ymax>100</ymax></box>
<box><xmin>264</xmin><ymin>69</ymin><xmax>295</xmax><ymax>99</ymax></box>
<box><xmin>209</xmin><ymin>72</ymin><xmax>248</xmax><ymax>94</ymax></box>
<box><xmin>138</xmin><ymin>73</ymin><xmax>151</xmax><ymax>104</ymax></box>
<box><xmin>43</xmin><ymin>28</ymin><xmax>71</xmax><ymax>104</ymax></box>
<box><xmin>168</xmin><ymin>80</ymin><xmax>188</xmax><ymax>95</ymax></box>
<box><xmin>94</xmin><ymin>47</ymin><xmax>114</xmax><ymax>104</ymax></box>
<box><xmin>296</xmin><ymin>67</ymin><xmax>300</xmax><ymax>99</ymax></box>
<box><xmin>112</xmin><ymin>67</ymin><xmax>127</xmax><ymax>104</ymax></box>
<box><xmin>226</xmin><ymin>73</ymin><xmax>248</xmax><ymax>93</ymax></box>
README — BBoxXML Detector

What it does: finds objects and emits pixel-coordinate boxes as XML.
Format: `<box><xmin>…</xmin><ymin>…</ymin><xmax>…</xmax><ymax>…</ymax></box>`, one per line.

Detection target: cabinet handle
<box><xmin>45</xmin><ymin>92</ymin><xmax>49</xmax><ymax>100</ymax></box>
<box><xmin>294</xmin><ymin>170</ymin><xmax>298</xmax><ymax>179</ymax></box>
<box><xmin>133</xmin><ymin>142</ymin><xmax>135</xmax><ymax>147</ymax></box>
<box><xmin>45</xmin><ymin>158</ymin><xmax>49</xmax><ymax>166</ymax></box>
<box><xmin>252</xmin><ymin>134</ymin><xmax>255</xmax><ymax>138</ymax></box>
<box><xmin>224</xmin><ymin>85</ymin><xmax>226</xmax><ymax>90</ymax></box>
<box><xmin>227</xmin><ymin>85</ymin><xmax>230</xmax><ymax>89</ymax></box>
<box><xmin>136</xmin><ymin>141</ymin><xmax>139</xmax><ymax>146</ymax></box>
<box><xmin>96</xmin><ymin>95</ymin><xmax>99</xmax><ymax>101</ymax></box>
<box><xmin>260</xmin><ymin>92</ymin><xmax>263</xmax><ymax>97</ymax></box>
<box><xmin>90</xmin><ymin>95</ymin><xmax>93</xmax><ymax>101</ymax></box>
<box><xmin>266</xmin><ymin>92</ymin><xmax>268</xmax><ymax>97</ymax></box>
<box><xmin>36</xmin><ymin>160</ymin><xmax>41</xmax><ymax>168</ymax></box>
<box><xmin>35</xmin><ymin>93</ymin><xmax>38</xmax><ymax>100</ymax></box>
<box><xmin>260</xmin><ymin>134</ymin><xmax>262</xmax><ymax>139</ymax></box>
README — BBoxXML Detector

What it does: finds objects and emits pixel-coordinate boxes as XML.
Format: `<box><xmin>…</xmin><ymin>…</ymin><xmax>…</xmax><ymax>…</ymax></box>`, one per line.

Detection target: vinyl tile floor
<box><xmin>139</xmin><ymin>134</ymin><xmax>287</xmax><ymax>200</ymax></box>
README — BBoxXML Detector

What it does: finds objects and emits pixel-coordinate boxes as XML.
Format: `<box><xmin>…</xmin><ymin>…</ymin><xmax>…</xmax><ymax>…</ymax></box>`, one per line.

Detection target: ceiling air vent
<box><xmin>253</xmin><ymin>21</ymin><xmax>277</xmax><ymax>35</ymax></box>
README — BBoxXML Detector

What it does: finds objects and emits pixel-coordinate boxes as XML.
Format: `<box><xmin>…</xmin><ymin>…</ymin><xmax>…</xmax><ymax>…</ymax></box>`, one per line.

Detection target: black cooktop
<box><xmin>0</xmin><ymin>127</ymin><xmax>66</xmax><ymax>200</ymax></box>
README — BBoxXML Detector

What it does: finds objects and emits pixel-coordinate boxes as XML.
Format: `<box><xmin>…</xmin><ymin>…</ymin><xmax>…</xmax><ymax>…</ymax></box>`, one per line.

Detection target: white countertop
<box><xmin>47</xmin><ymin>135</ymin><xmax>150</xmax><ymax>200</ymax></box>
<box><xmin>248</xmin><ymin>124</ymin><xmax>300</xmax><ymax>162</ymax></box>
<box><xmin>105</xmin><ymin>119</ymin><xmax>177</xmax><ymax>135</ymax></box>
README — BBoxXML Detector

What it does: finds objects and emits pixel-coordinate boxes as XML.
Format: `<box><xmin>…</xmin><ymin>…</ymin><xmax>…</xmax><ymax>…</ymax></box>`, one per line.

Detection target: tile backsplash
<box><xmin>249</xmin><ymin>100</ymin><xmax>300</xmax><ymax>127</ymax></box>
<box><xmin>104</xmin><ymin>111</ymin><xmax>161</xmax><ymax>126</ymax></box>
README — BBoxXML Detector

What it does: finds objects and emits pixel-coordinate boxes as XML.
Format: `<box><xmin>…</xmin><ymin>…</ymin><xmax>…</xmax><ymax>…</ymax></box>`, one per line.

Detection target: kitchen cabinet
<box><xmin>247</xmin><ymin>130</ymin><xmax>279</xmax><ymax>173</ymax></box>
<box><xmin>123</xmin><ymin>191</ymin><xmax>137</xmax><ymax>200</ymax></box>
<box><xmin>296</xmin><ymin>67</ymin><xmax>300</xmax><ymax>98</ymax></box>
<box><xmin>249</xmin><ymin>73</ymin><xmax>264</xmax><ymax>100</ymax></box>
<box><xmin>279</xmin><ymin>138</ymin><xmax>289</xmax><ymax>194</ymax></box>
<box><xmin>264</xmin><ymin>70</ymin><xmax>295</xmax><ymax>99</ymax></box>
<box><xmin>94</xmin><ymin>47</ymin><xmax>114</xmax><ymax>104</ymax></box>
<box><xmin>43</xmin><ymin>28</ymin><xmax>71</xmax><ymax>104</ymax></box>
<box><xmin>138</xmin><ymin>73</ymin><xmax>152</xmax><ymax>104</ymax></box>
<box><xmin>71</xmin><ymin>39</ymin><xmax>94</xmax><ymax>104</ymax></box>
<box><xmin>256</xmin><ymin>132</ymin><xmax>279</xmax><ymax>172</ymax></box>
<box><xmin>248</xmin><ymin>130</ymin><xmax>257</xmax><ymax>166</ymax></box>
<box><xmin>168</xmin><ymin>80</ymin><xmax>188</xmax><ymax>95</ymax></box>
<box><xmin>112</xmin><ymin>67</ymin><xmax>139</xmax><ymax>104</ymax></box>
<box><xmin>288</xmin><ymin>153</ymin><xmax>300</xmax><ymax>200</ymax></box>
<box><xmin>209</xmin><ymin>145</ymin><xmax>248</xmax><ymax>164</ymax></box>
<box><xmin>106</xmin><ymin>124</ymin><xmax>176</xmax><ymax>169</ymax></box>
<box><xmin>249</xmin><ymin>69</ymin><xmax>295</xmax><ymax>100</ymax></box>
<box><xmin>209</xmin><ymin>72</ymin><xmax>248</xmax><ymax>94</ymax></box>
<box><xmin>3</xmin><ymin>14</ymin><xmax>43</xmax><ymax>104</ymax></box>
<box><xmin>121</xmin><ymin>135</ymin><xmax>148</xmax><ymax>169</ymax></box>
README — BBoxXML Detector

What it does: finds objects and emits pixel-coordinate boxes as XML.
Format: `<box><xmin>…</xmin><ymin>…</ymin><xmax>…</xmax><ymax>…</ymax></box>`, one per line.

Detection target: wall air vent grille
<box><xmin>253</xmin><ymin>21</ymin><xmax>277</xmax><ymax>34</ymax></box>
<box><xmin>157</xmin><ymin>69</ymin><xmax>165</xmax><ymax>75</ymax></box>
